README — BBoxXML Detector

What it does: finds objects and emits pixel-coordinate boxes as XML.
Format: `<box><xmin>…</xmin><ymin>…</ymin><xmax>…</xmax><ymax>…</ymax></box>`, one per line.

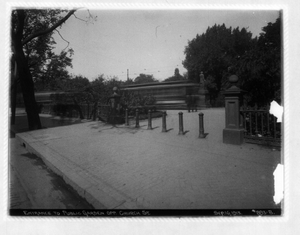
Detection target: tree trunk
<box><xmin>11</xmin><ymin>9</ymin><xmax>77</xmax><ymax>130</ymax></box>
<box><xmin>13</xmin><ymin>38</ymin><xmax>42</xmax><ymax>130</ymax></box>
<box><xmin>10</xmin><ymin>61</ymin><xmax>18</xmax><ymax>125</ymax></box>
<box><xmin>19</xmin><ymin>60</ymin><xmax>42</xmax><ymax>130</ymax></box>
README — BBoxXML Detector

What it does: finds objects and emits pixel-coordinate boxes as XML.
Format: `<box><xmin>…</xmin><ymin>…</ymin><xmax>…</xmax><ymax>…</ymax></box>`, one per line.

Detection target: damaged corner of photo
<box><xmin>270</xmin><ymin>100</ymin><xmax>284</xmax><ymax>206</ymax></box>
<box><xmin>273</xmin><ymin>163</ymin><xmax>284</xmax><ymax>205</ymax></box>
<box><xmin>270</xmin><ymin>100</ymin><xmax>283</xmax><ymax>123</ymax></box>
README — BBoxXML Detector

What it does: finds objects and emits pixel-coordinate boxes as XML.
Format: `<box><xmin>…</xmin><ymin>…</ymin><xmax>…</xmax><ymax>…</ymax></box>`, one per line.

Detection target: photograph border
<box><xmin>1</xmin><ymin>0</ymin><xmax>298</xmax><ymax>234</ymax></box>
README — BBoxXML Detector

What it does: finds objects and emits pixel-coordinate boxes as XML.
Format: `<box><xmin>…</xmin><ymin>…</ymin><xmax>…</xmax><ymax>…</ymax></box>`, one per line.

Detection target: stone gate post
<box><xmin>223</xmin><ymin>75</ymin><xmax>244</xmax><ymax>145</ymax></box>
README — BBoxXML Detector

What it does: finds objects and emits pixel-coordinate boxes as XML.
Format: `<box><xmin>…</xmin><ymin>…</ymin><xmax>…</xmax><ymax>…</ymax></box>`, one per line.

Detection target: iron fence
<box><xmin>240</xmin><ymin>106</ymin><xmax>281</xmax><ymax>147</ymax></box>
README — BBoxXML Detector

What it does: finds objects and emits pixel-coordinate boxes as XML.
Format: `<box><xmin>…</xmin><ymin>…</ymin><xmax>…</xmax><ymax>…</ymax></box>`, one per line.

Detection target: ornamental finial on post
<box><xmin>228</xmin><ymin>74</ymin><xmax>239</xmax><ymax>90</ymax></box>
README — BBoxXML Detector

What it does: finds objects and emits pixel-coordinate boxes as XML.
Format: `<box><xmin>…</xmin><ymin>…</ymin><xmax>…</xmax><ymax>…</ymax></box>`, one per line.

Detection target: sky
<box><xmin>53</xmin><ymin>9</ymin><xmax>280</xmax><ymax>82</ymax></box>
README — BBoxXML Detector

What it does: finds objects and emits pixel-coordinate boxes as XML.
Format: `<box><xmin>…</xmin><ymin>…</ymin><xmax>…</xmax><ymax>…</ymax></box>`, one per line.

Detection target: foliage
<box><xmin>12</xmin><ymin>9</ymin><xmax>74</xmax><ymax>91</ymax></box>
<box><xmin>183</xmin><ymin>24</ymin><xmax>253</xmax><ymax>87</ymax></box>
<box><xmin>120</xmin><ymin>91</ymin><xmax>156</xmax><ymax>109</ymax></box>
<box><xmin>11</xmin><ymin>9</ymin><xmax>77</xmax><ymax>129</ymax></box>
<box><xmin>205</xmin><ymin>75</ymin><xmax>218</xmax><ymax>102</ymax></box>
<box><xmin>58</xmin><ymin>75</ymin><xmax>91</xmax><ymax>105</ymax></box>
<box><xmin>87</xmin><ymin>76</ymin><xmax>124</xmax><ymax>105</ymax></box>
<box><xmin>123</xmin><ymin>78</ymin><xmax>135</xmax><ymax>86</ymax></box>
<box><xmin>182</xmin><ymin>18</ymin><xmax>281</xmax><ymax>107</ymax></box>
<box><xmin>33</xmin><ymin>49</ymin><xmax>74</xmax><ymax>91</ymax></box>
<box><xmin>134</xmin><ymin>73</ymin><xmax>158</xmax><ymax>84</ymax></box>
<box><xmin>233</xmin><ymin>18</ymin><xmax>281</xmax><ymax>106</ymax></box>
<box><xmin>60</xmin><ymin>75</ymin><xmax>89</xmax><ymax>92</ymax></box>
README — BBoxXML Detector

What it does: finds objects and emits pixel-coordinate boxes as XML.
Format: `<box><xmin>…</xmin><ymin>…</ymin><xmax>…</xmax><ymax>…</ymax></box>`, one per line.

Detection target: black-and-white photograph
<box><xmin>8</xmin><ymin>7</ymin><xmax>283</xmax><ymax>216</ymax></box>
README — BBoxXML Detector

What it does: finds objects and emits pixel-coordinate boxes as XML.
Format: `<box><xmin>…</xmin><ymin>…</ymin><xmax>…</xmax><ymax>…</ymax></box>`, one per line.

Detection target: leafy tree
<box><xmin>182</xmin><ymin>24</ymin><xmax>253</xmax><ymax>103</ymax></box>
<box><xmin>233</xmin><ymin>18</ymin><xmax>281</xmax><ymax>106</ymax></box>
<box><xmin>60</xmin><ymin>75</ymin><xmax>90</xmax><ymax>92</ymax></box>
<box><xmin>11</xmin><ymin>9</ymin><xmax>76</xmax><ymax>130</ymax></box>
<box><xmin>49</xmin><ymin>75</ymin><xmax>91</xmax><ymax>119</ymax></box>
<box><xmin>183</xmin><ymin>19</ymin><xmax>281</xmax><ymax>107</ymax></box>
<box><xmin>120</xmin><ymin>92</ymin><xmax>156</xmax><ymax>114</ymax></box>
<box><xmin>134</xmin><ymin>74</ymin><xmax>158</xmax><ymax>84</ymax></box>
<box><xmin>123</xmin><ymin>78</ymin><xmax>134</xmax><ymax>86</ymax></box>
<box><xmin>34</xmin><ymin>49</ymin><xmax>74</xmax><ymax>91</ymax></box>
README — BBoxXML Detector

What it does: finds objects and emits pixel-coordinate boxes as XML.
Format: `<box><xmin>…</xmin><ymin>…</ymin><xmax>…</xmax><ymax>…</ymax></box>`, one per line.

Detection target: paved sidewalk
<box><xmin>9</xmin><ymin>138</ymin><xmax>96</xmax><ymax>210</ymax></box>
<box><xmin>15</xmin><ymin>109</ymin><xmax>281</xmax><ymax>209</ymax></box>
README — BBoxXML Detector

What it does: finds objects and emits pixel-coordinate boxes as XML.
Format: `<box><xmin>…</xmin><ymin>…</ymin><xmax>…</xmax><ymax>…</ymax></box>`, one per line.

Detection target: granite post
<box><xmin>135</xmin><ymin>108</ymin><xmax>140</xmax><ymax>128</ymax></box>
<box><xmin>162</xmin><ymin>111</ymin><xmax>167</xmax><ymax>132</ymax></box>
<box><xmin>178</xmin><ymin>112</ymin><xmax>184</xmax><ymax>135</ymax></box>
<box><xmin>147</xmin><ymin>110</ymin><xmax>152</xmax><ymax>130</ymax></box>
<box><xmin>223</xmin><ymin>75</ymin><xmax>244</xmax><ymax>145</ymax></box>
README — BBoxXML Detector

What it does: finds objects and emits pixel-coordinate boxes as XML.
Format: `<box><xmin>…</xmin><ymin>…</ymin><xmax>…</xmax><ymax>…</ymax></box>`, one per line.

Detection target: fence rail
<box><xmin>240</xmin><ymin>106</ymin><xmax>281</xmax><ymax>147</ymax></box>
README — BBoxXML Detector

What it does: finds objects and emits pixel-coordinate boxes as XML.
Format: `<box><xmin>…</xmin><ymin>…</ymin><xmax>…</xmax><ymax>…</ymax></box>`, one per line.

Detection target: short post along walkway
<box><xmin>16</xmin><ymin>109</ymin><xmax>281</xmax><ymax>209</ymax></box>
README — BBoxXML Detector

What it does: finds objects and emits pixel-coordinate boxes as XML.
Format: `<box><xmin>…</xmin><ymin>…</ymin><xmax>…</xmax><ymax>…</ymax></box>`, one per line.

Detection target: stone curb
<box><xmin>16</xmin><ymin>132</ymin><xmax>141</xmax><ymax>209</ymax></box>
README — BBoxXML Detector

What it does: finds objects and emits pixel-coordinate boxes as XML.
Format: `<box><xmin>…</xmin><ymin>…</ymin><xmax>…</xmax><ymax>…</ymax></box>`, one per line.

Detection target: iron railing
<box><xmin>240</xmin><ymin>106</ymin><xmax>281</xmax><ymax>147</ymax></box>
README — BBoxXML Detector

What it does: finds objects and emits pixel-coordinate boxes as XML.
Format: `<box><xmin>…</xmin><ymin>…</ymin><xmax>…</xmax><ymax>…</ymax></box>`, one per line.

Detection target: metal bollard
<box><xmin>125</xmin><ymin>109</ymin><xmax>129</xmax><ymax>126</ymax></box>
<box><xmin>178</xmin><ymin>112</ymin><xmax>184</xmax><ymax>135</ymax></box>
<box><xmin>162</xmin><ymin>111</ymin><xmax>167</xmax><ymax>132</ymax></box>
<box><xmin>147</xmin><ymin>110</ymin><xmax>152</xmax><ymax>130</ymax></box>
<box><xmin>135</xmin><ymin>108</ymin><xmax>140</xmax><ymax>128</ymax></box>
<box><xmin>198</xmin><ymin>112</ymin><xmax>205</xmax><ymax>138</ymax></box>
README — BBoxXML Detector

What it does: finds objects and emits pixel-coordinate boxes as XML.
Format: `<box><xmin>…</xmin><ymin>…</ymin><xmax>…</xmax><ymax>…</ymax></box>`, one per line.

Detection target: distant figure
<box><xmin>186</xmin><ymin>94</ymin><xmax>193</xmax><ymax>112</ymax></box>
<box><xmin>192</xmin><ymin>95</ymin><xmax>198</xmax><ymax>112</ymax></box>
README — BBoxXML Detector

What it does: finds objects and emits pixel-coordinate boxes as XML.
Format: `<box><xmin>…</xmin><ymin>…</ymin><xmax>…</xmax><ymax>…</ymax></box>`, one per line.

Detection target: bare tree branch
<box><xmin>22</xmin><ymin>9</ymin><xmax>77</xmax><ymax>45</ymax></box>
<box><xmin>86</xmin><ymin>9</ymin><xmax>97</xmax><ymax>22</ymax></box>
<box><xmin>55</xmin><ymin>29</ymin><xmax>70</xmax><ymax>50</ymax></box>
<box><xmin>73</xmin><ymin>10</ymin><xmax>96</xmax><ymax>24</ymax></box>
<box><xmin>73</xmin><ymin>13</ymin><xmax>88</xmax><ymax>23</ymax></box>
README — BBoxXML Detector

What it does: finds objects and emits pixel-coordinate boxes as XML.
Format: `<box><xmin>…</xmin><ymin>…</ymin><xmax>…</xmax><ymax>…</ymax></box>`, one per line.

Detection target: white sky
<box><xmin>53</xmin><ymin>9</ymin><xmax>279</xmax><ymax>81</ymax></box>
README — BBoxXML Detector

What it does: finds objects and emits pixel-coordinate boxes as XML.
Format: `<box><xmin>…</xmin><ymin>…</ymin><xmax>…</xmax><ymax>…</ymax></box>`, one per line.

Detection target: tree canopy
<box><xmin>233</xmin><ymin>18</ymin><xmax>281</xmax><ymax>106</ymax></box>
<box><xmin>33</xmin><ymin>49</ymin><xmax>74</xmax><ymax>91</ymax></box>
<box><xmin>134</xmin><ymin>74</ymin><xmax>158</xmax><ymax>84</ymax></box>
<box><xmin>183</xmin><ymin>23</ymin><xmax>253</xmax><ymax>86</ymax></box>
<box><xmin>182</xmin><ymin>18</ymin><xmax>281</xmax><ymax>107</ymax></box>
<box><xmin>11</xmin><ymin>9</ymin><xmax>77</xmax><ymax>129</ymax></box>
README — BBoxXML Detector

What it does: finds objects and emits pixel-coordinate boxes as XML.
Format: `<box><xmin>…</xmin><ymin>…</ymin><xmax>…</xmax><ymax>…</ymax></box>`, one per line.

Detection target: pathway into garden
<box><xmin>15</xmin><ymin>108</ymin><xmax>281</xmax><ymax>209</ymax></box>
